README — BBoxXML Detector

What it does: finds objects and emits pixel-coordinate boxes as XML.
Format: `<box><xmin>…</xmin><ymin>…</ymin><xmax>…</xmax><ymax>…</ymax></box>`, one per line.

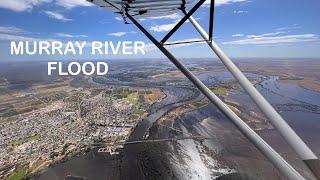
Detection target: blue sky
<box><xmin>0</xmin><ymin>0</ymin><xmax>320</xmax><ymax>61</ymax></box>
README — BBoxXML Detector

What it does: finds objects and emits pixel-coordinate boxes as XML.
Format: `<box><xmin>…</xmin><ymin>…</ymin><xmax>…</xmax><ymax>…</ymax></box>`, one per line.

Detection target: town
<box><xmin>0</xmin><ymin>78</ymin><xmax>165</xmax><ymax>179</ymax></box>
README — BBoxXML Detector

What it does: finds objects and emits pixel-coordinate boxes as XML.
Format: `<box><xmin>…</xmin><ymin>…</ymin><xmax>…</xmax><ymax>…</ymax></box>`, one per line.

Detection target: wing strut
<box><xmin>208</xmin><ymin>0</ymin><xmax>215</xmax><ymax>41</ymax></box>
<box><xmin>125</xmin><ymin>11</ymin><xmax>306</xmax><ymax>180</ymax></box>
<box><xmin>184</xmin><ymin>1</ymin><xmax>320</xmax><ymax>178</ymax></box>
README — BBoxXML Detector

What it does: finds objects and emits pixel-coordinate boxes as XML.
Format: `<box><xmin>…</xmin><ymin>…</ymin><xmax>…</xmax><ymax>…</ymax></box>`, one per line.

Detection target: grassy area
<box><xmin>113</xmin><ymin>89</ymin><xmax>131</xmax><ymax>99</ymax></box>
<box><xmin>7</xmin><ymin>167</ymin><xmax>28</xmax><ymax>180</ymax></box>
<box><xmin>1</xmin><ymin>108</ymin><xmax>19</xmax><ymax>117</ymax></box>
<box><xmin>129</xmin><ymin>114</ymin><xmax>140</xmax><ymax>120</ymax></box>
<box><xmin>38</xmin><ymin>91</ymin><xmax>68</xmax><ymax>103</ymax></box>
<box><xmin>26</xmin><ymin>135</ymin><xmax>40</xmax><ymax>142</ymax></box>
<box><xmin>114</xmin><ymin>94</ymin><xmax>126</xmax><ymax>99</ymax></box>
<box><xmin>127</xmin><ymin>93</ymin><xmax>138</xmax><ymax>104</ymax></box>
<box><xmin>192</xmin><ymin>101</ymin><xmax>208</xmax><ymax>109</ymax></box>
<box><xmin>114</xmin><ymin>89</ymin><xmax>147</xmax><ymax>104</ymax></box>
<box><xmin>129</xmin><ymin>109</ymin><xmax>145</xmax><ymax>120</ymax></box>
<box><xmin>210</xmin><ymin>87</ymin><xmax>227</xmax><ymax>97</ymax></box>
<box><xmin>65</xmin><ymin>93</ymin><xmax>84</xmax><ymax>103</ymax></box>
<box><xmin>11</xmin><ymin>135</ymin><xmax>40</xmax><ymax>147</ymax></box>
<box><xmin>133</xmin><ymin>109</ymin><xmax>145</xmax><ymax>116</ymax></box>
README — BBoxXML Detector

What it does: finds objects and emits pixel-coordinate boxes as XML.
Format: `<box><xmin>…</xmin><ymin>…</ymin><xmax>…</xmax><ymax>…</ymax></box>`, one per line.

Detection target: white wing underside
<box><xmin>87</xmin><ymin>0</ymin><xmax>196</xmax><ymax>18</ymax></box>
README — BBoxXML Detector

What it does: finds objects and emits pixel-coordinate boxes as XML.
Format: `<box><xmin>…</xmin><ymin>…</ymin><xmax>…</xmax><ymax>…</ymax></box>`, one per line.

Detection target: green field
<box><xmin>133</xmin><ymin>109</ymin><xmax>145</xmax><ymax>116</ymax></box>
<box><xmin>7</xmin><ymin>167</ymin><xmax>28</xmax><ymax>180</ymax></box>
<box><xmin>192</xmin><ymin>101</ymin><xmax>208</xmax><ymax>108</ymax></box>
<box><xmin>210</xmin><ymin>87</ymin><xmax>227</xmax><ymax>97</ymax></box>
<box><xmin>11</xmin><ymin>135</ymin><xmax>40</xmax><ymax>147</ymax></box>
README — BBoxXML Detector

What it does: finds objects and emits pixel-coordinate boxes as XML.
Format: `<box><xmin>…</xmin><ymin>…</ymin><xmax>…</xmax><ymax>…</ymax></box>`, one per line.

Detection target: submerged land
<box><xmin>0</xmin><ymin>58</ymin><xmax>319</xmax><ymax>180</ymax></box>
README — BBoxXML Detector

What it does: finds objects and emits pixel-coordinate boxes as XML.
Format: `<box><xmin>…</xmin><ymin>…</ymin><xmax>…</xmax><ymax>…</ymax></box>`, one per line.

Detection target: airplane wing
<box><xmin>88</xmin><ymin>0</ymin><xmax>196</xmax><ymax>18</ymax></box>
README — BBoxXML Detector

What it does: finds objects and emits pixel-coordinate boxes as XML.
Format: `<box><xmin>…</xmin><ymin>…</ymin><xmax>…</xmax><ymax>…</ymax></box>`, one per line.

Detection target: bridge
<box><xmin>91</xmin><ymin>136</ymin><xmax>210</xmax><ymax>148</ymax></box>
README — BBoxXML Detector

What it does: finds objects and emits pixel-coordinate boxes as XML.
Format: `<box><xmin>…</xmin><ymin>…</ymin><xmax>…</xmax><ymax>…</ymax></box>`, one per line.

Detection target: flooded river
<box><xmin>37</xmin><ymin>71</ymin><xmax>320</xmax><ymax>180</ymax></box>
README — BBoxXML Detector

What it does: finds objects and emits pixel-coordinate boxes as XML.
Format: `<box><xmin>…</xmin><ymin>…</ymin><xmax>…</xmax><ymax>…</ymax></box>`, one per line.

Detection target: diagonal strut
<box><xmin>125</xmin><ymin>12</ymin><xmax>305</xmax><ymax>180</ymax></box>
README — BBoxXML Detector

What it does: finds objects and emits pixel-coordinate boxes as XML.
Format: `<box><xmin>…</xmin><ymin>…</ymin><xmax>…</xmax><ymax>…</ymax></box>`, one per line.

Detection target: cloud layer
<box><xmin>0</xmin><ymin>26</ymin><xmax>26</xmax><ymax>34</ymax></box>
<box><xmin>0</xmin><ymin>0</ymin><xmax>52</xmax><ymax>12</ymax></box>
<box><xmin>0</xmin><ymin>0</ymin><xmax>91</xmax><ymax>12</ymax></box>
<box><xmin>56</xmin><ymin>0</ymin><xmax>92</xmax><ymax>9</ymax></box>
<box><xmin>204</xmin><ymin>0</ymin><xmax>248</xmax><ymax>7</ymax></box>
<box><xmin>56</xmin><ymin>33</ymin><xmax>87</xmax><ymax>38</ymax></box>
<box><xmin>107</xmin><ymin>31</ymin><xmax>137</xmax><ymax>37</ymax></box>
<box><xmin>43</xmin><ymin>11</ymin><xmax>72</xmax><ymax>21</ymax></box>
<box><xmin>223</xmin><ymin>32</ymin><xmax>319</xmax><ymax>45</ymax></box>
<box><xmin>149</xmin><ymin>22</ymin><xmax>178</xmax><ymax>32</ymax></box>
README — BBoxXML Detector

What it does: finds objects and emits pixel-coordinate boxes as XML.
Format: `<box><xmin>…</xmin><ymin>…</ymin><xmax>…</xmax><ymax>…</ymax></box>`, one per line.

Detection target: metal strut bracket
<box><xmin>163</xmin><ymin>39</ymin><xmax>209</xmax><ymax>46</ymax></box>
<box><xmin>159</xmin><ymin>0</ymin><xmax>206</xmax><ymax>44</ymax></box>
<box><xmin>125</xmin><ymin>10</ymin><xmax>306</xmax><ymax>180</ymax></box>
<box><xmin>208</xmin><ymin>0</ymin><xmax>215</xmax><ymax>41</ymax></box>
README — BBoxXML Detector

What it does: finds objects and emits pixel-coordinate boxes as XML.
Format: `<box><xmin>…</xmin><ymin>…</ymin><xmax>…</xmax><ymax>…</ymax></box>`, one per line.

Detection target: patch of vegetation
<box><xmin>280</xmin><ymin>76</ymin><xmax>304</xmax><ymax>81</ymax></box>
<box><xmin>70</xmin><ymin>76</ymin><xmax>91</xmax><ymax>88</ymax></box>
<box><xmin>113</xmin><ymin>89</ymin><xmax>147</xmax><ymax>104</ymax></box>
<box><xmin>129</xmin><ymin>114</ymin><xmax>140</xmax><ymax>120</ymax></box>
<box><xmin>192</xmin><ymin>101</ymin><xmax>207</xmax><ymax>108</ymax></box>
<box><xmin>127</xmin><ymin>93</ymin><xmax>138</xmax><ymax>104</ymax></box>
<box><xmin>113</xmin><ymin>88</ymin><xmax>135</xmax><ymax>100</ymax></box>
<box><xmin>133</xmin><ymin>109</ymin><xmax>145</xmax><ymax>116</ymax></box>
<box><xmin>114</xmin><ymin>94</ymin><xmax>127</xmax><ymax>99</ymax></box>
<box><xmin>38</xmin><ymin>91</ymin><xmax>68</xmax><ymax>103</ymax></box>
<box><xmin>138</xmin><ymin>94</ymin><xmax>145</xmax><ymax>103</ymax></box>
<box><xmin>65</xmin><ymin>93</ymin><xmax>84</xmax><ymax>103</ymax></box>
<box><xmin>189</xmin><ymin>67</ymin><xmax>198</xmax><ymax>71</ymax></box>
<box><xmin>10</xmin><ymin>135</ymin><xmax>40</xmax><ymax>147</ymax></box>
<box><xmin>145</xmin><ymin>90</ymin><xmax>152</xmax><ymax>94</ymax></box>
<box><xmin>210</xmin><ymin>87</ymin><xmax>227</xmax><ymax>97</ymax></box>
<box><xmin>1</xmin><ymin>108</ymin><xmax>19</xmax><ymax>117</ymax></box>
<box><xmin>7</xmin><ymin>167</ymin><xmax>28</xmax><ymax>180</ymax></box>
<box><xmin>26</xmin><ymin>135</ymin><xmax>40</xmax><ymax>142</ymax></box>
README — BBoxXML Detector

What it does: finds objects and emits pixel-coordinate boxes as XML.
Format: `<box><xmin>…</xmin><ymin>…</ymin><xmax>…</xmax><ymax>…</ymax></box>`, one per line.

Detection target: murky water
<box><xmin>231</xmin><ymin>76</ymin><xmax>320</xmax><ymax>156</ymax></box>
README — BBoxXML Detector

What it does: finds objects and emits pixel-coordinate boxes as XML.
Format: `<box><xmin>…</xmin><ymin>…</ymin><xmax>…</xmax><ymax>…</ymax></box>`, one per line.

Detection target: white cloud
<box><xmin>149</xmin><ymin>22</ymin><xmax>177</xmax><ymax>32</ymax></box>
<box><xmin>107</xmin><ymin>31</ymin><xmax>137</xmax><ymax>37</ymax></box>
<box><xmin>204</xmin><ymin>0</ymin><xmax>248</xmax><ymax>7</ymax></box>
<box><xmin>56</xmin><ymin>33</ymin><xmax>87</xmax><ymax>38</ymax></box>
<box><xmin>0</xmin><ymin>33</ymin><xmax>57</xmax><ymax>42</ymax></box>
<box><xmin>246</xmin><ymin>31</ymin><xmax>286</xmax><ymax>39</ymax></box>
<box><xmin>233</xmin><ymin>10</ymin><xmax>248</xmax><ymax>14</ymax></box>
<box><xmin>232</xmin><ymin>33</ymin><xmax>244</xmax><ymax>37</ymax></box>
<box><xmin>0</xmin><ymin>0</ymin><xmax>52</xmax><ymax>12</ymax></box>
<box><xmin>148</xmin><ymin>17</ymin><xmax>198</xmax><ymax>32</ymax></box>
<box><xmin>116</xmin><ymin>13</ymin><xmax>181</xmax><ymax>24</ymax></box>
<box><xmin>0</xmin><ymin>0</ymin><xmax>91</xmax><ymax>12</ymax></box>
<box><xmin>223</xmin><ymin>33</ymin><xmax>319</xmax><ymax>45</ymax></box>
<box><xmin>108</xmin><ymin>32</ymin><xmax>127</xmax><ymax>37</ymax></box>
<box><xmin>276</xmin><ymin>25</ymin><xmax>301</xmax><ymax>31</ymax></box>
<box><xmin>149</xmin><ymin>13</ymin><xmax>182</xmax><ymax>20</ymax></box>
<box><xmin>0</xmin><ymin>27</ymin><xmax>87</xmax><ymax>42</ymax></box>
<box><xmin>149</xmin><ymin>17</ymin><xmax>199</xmax><ymax>32</ymax></box>
<box><xmin>0</xmin><ymin>34</ymin><xmax>38</xmax><ymax>41</ymax></box>
<box><xmin>56</xmin><ymin>0</ymin><xmax>92</xmax><ymax>9</ymax></box>
<box><xmin>44</xmin><ymin>11</ymin><xmax>72</xmax><ymax>21</ymax></box>
<box><xmin>115</xmin><ymin>17</ymin><xmax>123</xmax><ymax>21</ymax></box>
<box><xmin>0</xmin><ymin>26</ymin><xmax>58</xmax><ymax>42</ymax></box>
<box><xmin>0</xmin><ymin>26</ymin><xmax>26</xmax><ymax>34</ymax></box>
